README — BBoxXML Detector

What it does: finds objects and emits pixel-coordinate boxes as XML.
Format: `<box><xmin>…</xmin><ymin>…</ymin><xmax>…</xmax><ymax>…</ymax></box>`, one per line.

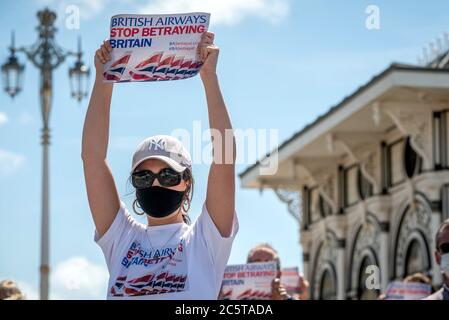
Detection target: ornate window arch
<box><xmin>393</xmin><ymin>193</ymin><xmax>432</xmax><ymax>279</ymax></box>
<box><xmin>403</xmin><ymin>232</ymin><xmax>430</xmax><ymax>275</ymax></box>
<box><xmin>318</xmin><ymin>263</ymin><xmax>338</xmax><ymax>300</ymax></box>
<box><xmin>311</xmin><ymin>230</ymin><xmax>339</xmax><ymax>300</ymax></box>
<box><xmin>357</xmin><ymin>254</ymin><xmax>379</xmax><ymax>300</ymax></box>
<box><xmin>347</xmin><ymin>215</ymin><xmax>381</xmax><ymax>299</ymax></box>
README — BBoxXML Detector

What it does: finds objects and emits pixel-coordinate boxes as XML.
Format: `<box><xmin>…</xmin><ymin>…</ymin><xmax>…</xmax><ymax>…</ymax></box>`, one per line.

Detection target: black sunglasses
<box><xmin>439</xmin><ymin>243</ymin><xmax>449</xmax><ymax>254</ymax></box>
<box><xmin>131</xmin><ymin>168</ymin><xmax>187</xmax><ymax>189</ymax></box>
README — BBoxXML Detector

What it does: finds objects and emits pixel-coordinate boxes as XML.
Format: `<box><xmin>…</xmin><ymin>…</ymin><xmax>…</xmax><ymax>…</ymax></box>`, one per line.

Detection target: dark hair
<box><xmin>435</xmin><ymin>218</ymin><xmax>449</xmax><ymax>250</ymax></box>
<box><xmin>181</xmin><ymin>168</ymin><xmax>194</xmax><ymax>225</ymax></box>
<box><xmin>247</xmin><ymin>243</ymin><xmax>281</xmax><ymax>271</ymax></box>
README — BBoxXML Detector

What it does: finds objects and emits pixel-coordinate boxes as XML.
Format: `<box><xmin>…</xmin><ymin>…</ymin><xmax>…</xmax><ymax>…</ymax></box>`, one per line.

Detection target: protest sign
<box><xmin>220</xmin><ymin>261</ymin><xmax>277</xmax><ymax>300</ymax></box>
<box><xmin>103</xmin><ymin>12</ymin><xmax>210</xmax><ymax>83</ymax></box>
<box><xmin>385</xmin><ymin>281</ymin><xmax>432</xmax><ymax>300</ymax></box>
<box><xmin>280</xmin><ymin>267</ymin><xmax>301</xmax><ymax>296</ymax></box>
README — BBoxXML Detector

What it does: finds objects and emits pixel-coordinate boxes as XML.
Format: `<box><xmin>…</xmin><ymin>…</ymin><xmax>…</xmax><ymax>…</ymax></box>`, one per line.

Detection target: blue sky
<box><xmin>0</xmin><ymin>0</ymin><xmax>448</xmax><ymax>299</ymax></box>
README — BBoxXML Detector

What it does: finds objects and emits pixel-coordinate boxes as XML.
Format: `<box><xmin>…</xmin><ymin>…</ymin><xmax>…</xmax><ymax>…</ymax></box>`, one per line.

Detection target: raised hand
<box><xmin>197</xmin><ymin>31</ymin><xmax>219</xmax><ymax>78</ymax></box>
<box><xmin>271</xmin><ymin>278</ymin><xmax>290</xmax><ymax>300</ymax></box>
<box><xmin>94</xmin><ymin>40</ymin><xmax>112</xmax><ymax>74</ymax></box>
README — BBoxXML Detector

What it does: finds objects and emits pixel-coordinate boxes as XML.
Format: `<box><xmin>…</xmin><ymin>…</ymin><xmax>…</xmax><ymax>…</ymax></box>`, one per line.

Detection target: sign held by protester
<box><xmin>385</xmin><ymin>281</ymin><xmax>432</xmax><ymax>300</ymax></box>
<box><xmin>220</xmin><ymin>262</ymin><xmax>277</xmax><ymax>300</ymax></box>
<box><xmin>103</xmin><ymin>12</ymin><xmax>210</xmax><ymax>83</ymax></box>
<box><xmin>280</xmin><ymin>267</ymin><xmax>301</xmax><ymax>296</ymax></box>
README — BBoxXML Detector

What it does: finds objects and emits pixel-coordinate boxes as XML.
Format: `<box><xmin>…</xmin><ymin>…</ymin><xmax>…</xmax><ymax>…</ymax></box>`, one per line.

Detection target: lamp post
<box><xmin>1</xmin><ymin>8</ymin><xmax>90</xmax><ymax>300</ymax></box>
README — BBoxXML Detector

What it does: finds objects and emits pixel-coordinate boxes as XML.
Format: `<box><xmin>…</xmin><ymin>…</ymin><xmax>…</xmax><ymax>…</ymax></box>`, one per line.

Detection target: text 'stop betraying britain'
<box><xmin>109</xmin><ymin>25</ymin><xmax>206</xmax><ymax>48</ymax></box>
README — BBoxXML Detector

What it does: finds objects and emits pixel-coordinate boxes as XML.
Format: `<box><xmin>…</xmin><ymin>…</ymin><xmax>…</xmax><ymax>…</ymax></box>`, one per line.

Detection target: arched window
<box><xmin>393</xmin><ymin>195</ymin><xmax>432</xmax><ymax>279</ymax></box>
<box><xmin>320</xmin><ymin>269</ymin><xmax>337</xmax><ymax>300</ymax></box>
<box><xmin>405</xmin><ymin>239</ymin><xmax>426</xmax><ymax>276</ymax></box>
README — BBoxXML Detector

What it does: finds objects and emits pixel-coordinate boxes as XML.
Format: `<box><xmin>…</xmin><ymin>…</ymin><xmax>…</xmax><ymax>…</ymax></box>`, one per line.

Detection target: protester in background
<box><xmin>378</xmin><ymin>273</ymin><xmax>433</xmax><ymax>300</ymax></box>
<box><xmin>404</xmin><ymin>272</ymin><xmax>434</xmax><ymax>295</ymax></box>
<box><xmin>424</xmin><ymin>219</ymin><xmax>449</xmax><ymax>300</ymax></box>
<box><xmin>0</xmin><ymin>280</ymin><xmax>24</xmax><ymax>300</ymax></box>
<box><xmin>403</xmin><ymin>272</ymin><xmax>432</xmax><ymax>286</ymax></box>
<box><xmin>247</xmin><ymin>243</ymin><xmax>301</xmax><ymax>300</ymax></box>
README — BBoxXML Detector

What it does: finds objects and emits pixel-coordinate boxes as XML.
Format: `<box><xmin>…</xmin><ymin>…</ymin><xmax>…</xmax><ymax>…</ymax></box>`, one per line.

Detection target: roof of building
<box><xmin>239</xmin><ymin>50</ymin><xmax>449</xmax><ymax>179</ymax></box>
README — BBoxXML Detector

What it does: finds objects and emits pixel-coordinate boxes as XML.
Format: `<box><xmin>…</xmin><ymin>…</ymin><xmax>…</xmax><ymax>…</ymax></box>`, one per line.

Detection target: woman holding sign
<box><xmin>82</xmin><ymin>32</ymin><xmax>238</xmax><ymax>299</ymax></box>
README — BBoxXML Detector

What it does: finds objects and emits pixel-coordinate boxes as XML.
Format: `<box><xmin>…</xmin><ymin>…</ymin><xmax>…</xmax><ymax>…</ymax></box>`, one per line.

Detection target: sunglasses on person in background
<box><xmin>131</xmin><ymin>168</ymin><xmax>187</xmax><ymax>189</ymax></box>
<box><xmin>440</xmin><ymin>243</ymin><xmax>449</xmax><ymax>254</ymax></box>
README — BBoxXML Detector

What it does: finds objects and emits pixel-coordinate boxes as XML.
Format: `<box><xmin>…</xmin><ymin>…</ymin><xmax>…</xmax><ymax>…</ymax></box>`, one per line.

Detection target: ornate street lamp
<box><xmin>1</xmin><ymin>32</ymin><xmax>25</xmax><ymax>98</ymax></box>
<box><xmin>1</xmin><ymin>8</ymin><xmax>90</xmax><ymax>300</ymax></box>
<box><xmin>69</xmin><ymin>37</ymin><xmax>90</xmax><ymax>102</ymax></box>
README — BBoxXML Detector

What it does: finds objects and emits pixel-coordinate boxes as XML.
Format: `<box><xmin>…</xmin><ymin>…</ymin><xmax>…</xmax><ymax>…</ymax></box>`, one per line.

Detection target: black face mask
<box><xmin>136</xmin><ymin>186</ymin><xmax>185</xmax><ymax>218</ymax></box>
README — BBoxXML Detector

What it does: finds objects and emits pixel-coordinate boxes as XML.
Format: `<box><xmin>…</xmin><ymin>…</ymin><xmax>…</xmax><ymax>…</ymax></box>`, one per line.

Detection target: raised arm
<box><xmin>200</xmin><ymin>32</ymin><xmax>236</xmax><ymax>237</ymax></box>
<box><xmin>81</xmin><ymin>40</ymin><xmax>120</xmax><ymax>237</ymax></box>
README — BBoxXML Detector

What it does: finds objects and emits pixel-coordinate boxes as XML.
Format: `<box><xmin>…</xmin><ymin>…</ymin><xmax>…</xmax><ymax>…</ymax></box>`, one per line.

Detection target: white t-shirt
<box><xmin>95</xmin><ymin>201</ymin><xmax>238</xmax><ymax>300</ymax></box>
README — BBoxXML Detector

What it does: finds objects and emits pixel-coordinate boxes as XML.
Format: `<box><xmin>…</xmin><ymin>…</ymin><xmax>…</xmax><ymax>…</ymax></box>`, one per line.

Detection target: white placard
<box><xmin>103</xmin><ymin>13</ymin><xmax>210</xmax><ymax>83</ymax></box>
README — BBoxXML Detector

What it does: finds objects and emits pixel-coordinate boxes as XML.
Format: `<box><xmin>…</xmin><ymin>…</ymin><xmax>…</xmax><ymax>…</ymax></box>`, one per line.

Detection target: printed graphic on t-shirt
<box><xmin>110</xmin><ymin>239</ymin><xmax>188</xmax><ymax>297</ymax></box>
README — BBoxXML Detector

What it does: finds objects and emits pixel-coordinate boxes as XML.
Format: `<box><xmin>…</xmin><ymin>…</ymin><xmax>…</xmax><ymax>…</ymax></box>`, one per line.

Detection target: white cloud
<box><xmin>39</xmin><ymin>0</ymin><xmax>290</xmax><ymax>25</ymax></box>
<box><xmin>0</xmin><ymin>112</ymin><xmax>8</xmax><ymax>126</ymax></box>
<box><xmin>138</xmin><ymin>0</ymin><xmax>290</xmax><ymax>26</ymax></box>
<box><xmin>0</xmin><ymin>149</ymin><xmax>25</xmax><ymax>176</ymax></box>
<box><xmin>51</xmin><ymin>256</ymin><xmax>108</xmax><ymax>300</ymax></box>
<box><xmin>39</xmin><ymin>0</ymin><xmax>111</xmax><ymax>20</ymax></box>
<box><xmin>16</xmin><ymin>281</ymin><xmax>39</xmax><ymax>300</ymax></box>
<box><xmin>72</xmin><ymin>0</ymin><xmax>110</xmax><ymax>19</ymax></box>
<box><xmin>0</xmin><ymin>257</ymin><xmax>107</xmax><ymax>300</ymax></box>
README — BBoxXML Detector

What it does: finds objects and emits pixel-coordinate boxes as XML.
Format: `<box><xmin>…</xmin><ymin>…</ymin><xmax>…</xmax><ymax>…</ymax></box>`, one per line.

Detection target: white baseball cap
<box><xmin>131</xmin><ymin>135</ymin><xmax>192</xmax><ymax>173</ymax></box>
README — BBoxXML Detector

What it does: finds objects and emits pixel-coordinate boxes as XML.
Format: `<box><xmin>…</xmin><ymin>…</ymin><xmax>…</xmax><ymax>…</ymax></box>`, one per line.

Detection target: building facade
<box><xmin>240</xmin><ymin>52</ymin><xmax>449</xmax><ymax>299</ymax></box>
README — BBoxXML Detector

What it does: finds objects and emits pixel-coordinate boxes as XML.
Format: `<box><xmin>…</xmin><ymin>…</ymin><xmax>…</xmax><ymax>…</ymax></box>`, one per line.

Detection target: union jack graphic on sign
<box><xmin>166</xmin><ymin>56</ymin><xmax>184</xmax><ymax>80</ymax></box>
<box><xmin>129</xmin><ymin>51</ymin><xmax>163</xmax><ymax>81</ymax></box>
<box><xmin>154</xmin><ymin>54</ymin><xmax>176</xmax><ymax>80</ymax></box>
<box><xmin>103</xmin><ymin>52</ymin><xmax>203</xmax><ymax>83</ymax></box>
<box><xmin>236</xmin><ymin>289</ymin><xmax>272</xmax><ymax>300</ymax></box>
<box><xmin>103</xmin><ymin>52</ymin><xmax>132</xmax><ymax>81</ymax></box>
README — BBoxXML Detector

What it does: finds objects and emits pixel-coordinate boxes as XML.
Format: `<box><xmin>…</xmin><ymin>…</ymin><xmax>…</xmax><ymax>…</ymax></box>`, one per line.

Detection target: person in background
<box><xmin>0</xmin><ymin>280</ymin><xmax>24</xmax><ymax>300</ymax></box>
<box><xmin>377</xmin><ymin>273</ymin><xmax>433</xmax><ymax>300</ymax></box>
<box><xmin>424</xmin><ymin>219</ymin><xmax>449</xmax><ymax>300</ymax></box>
<box><xmin>403</xmin><ymin>272</ymin><xmax>432</xmax><ymax>286</ymax></box>
<box><xmin>404</xmin><ymin>272</ymin><xmax>434</xmax><ymax>298</ymax></box>
<box><xmin>247</xmin><ymin>243</ymin><xmax>301</xmax><ymax>300</ymax></box>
